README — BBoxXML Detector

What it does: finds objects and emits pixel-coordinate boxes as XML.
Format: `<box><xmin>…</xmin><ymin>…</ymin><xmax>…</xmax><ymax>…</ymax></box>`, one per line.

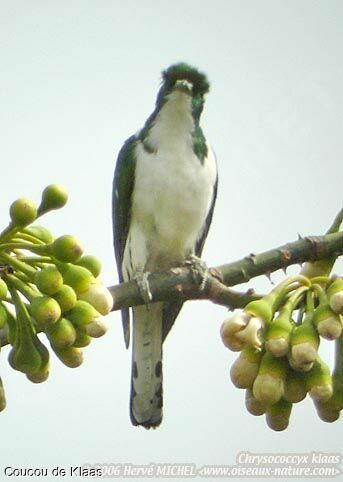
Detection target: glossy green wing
<box><xmin>112</xmin><ymin>135</ymin><xmax>137</xmax><ymax>347</ymax></box>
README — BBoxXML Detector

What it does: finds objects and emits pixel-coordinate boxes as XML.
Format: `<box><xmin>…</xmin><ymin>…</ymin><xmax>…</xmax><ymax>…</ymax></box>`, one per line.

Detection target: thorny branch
<box><xmin>108</xmin><ymin>231</ymin><xmax>343</xmax><ymax>312</ymax></box>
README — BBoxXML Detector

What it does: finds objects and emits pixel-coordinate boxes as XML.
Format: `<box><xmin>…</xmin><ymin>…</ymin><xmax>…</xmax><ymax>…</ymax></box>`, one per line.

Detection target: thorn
<box><xmin>297</xmin><ymin>232</ymin><xmax>303</xmax><ymax>239</ymax></box>
<box><xmin>246</xmin><ymin>253</ymin><xmax>257</xmax><ymax>264</ymax></box>
<box><xmin>265</xmin><ymin>272</ymin><xmax>274</xmax><ymax>284</ymax></box>
<box><xmin>282</xmin><ymin>266</ymin><xmax>288</xmax><ymax>275</ymax></box>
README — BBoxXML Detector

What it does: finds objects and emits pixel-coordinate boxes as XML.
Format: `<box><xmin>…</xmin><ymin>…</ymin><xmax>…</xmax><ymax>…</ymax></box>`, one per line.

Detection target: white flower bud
<box><xmin>329</xmin><ymin>290</ymin><xmax>343</xmax><ymax>314</ymax></box>
<box><xmin>253</xmin><ymin>373</ymin><xmax>284</xmax><ymax>405</ymax></box>
<box><xmin>317</xmin><ymin>316</ymin><xmax>342</xmax><ymax>340</ymax></box>
<box><xmin>309</xmin><ymin>384</ymin><xmax>333</xmax><ymax>403</ymax></box>
<box><xmin>235</xmin><ymin>317</ymin><xmax>262</xmax><ymax>349</ymax></box>
<box><xmin>245</xmin><ymin>389</ymin><xmax>267</xmax><ymax>416</ymax></box>
<box><xmin>220</xmin><ymin>310</ymin><xmax>251</xmax><ymax>351</ymax></box>
<box><xmin>85</xmin><ymin>316</ymin><xmax>109</xmax><ymax>338</ymax></box>
<box><xmin>291</xmin><ymin>342</ymin><xmax>317</xmax><ymax>367</ymax></box>
<box><xmin>78</xmin><ymin>279</ymin><xmax>113</xmax><ymax>315</ymax></box>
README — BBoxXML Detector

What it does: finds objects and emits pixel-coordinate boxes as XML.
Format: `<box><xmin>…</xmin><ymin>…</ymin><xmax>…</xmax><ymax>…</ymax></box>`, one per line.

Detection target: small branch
<box><xmin>109</xmin><ymin>232</ymin><xmax>343</xmax><ymax>311</ymax></box>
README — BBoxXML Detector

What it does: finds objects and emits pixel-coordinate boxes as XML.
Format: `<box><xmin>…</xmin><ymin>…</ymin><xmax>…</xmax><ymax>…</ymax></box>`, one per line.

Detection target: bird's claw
<box><xmin>135</xmin><ymin>272</ymin><xmax>152</xmax><ymax>305</ymax></box>
<box><xmin>185</xmin><ymin>254</ymin><xmax>209</xmax><ymax>291</ymax></box>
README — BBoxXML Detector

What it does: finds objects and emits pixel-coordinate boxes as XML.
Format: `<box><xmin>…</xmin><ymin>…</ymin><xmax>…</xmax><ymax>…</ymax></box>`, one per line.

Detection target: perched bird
<box><xmin>112</xmin><ymin>63</ymin><xmax>218</xmax><ymax>428</ymax></box>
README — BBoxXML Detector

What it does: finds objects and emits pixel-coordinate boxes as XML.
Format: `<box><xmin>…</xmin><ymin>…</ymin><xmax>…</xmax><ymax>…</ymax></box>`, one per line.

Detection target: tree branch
<box><xmin>1</xmin><ymin>229</ymin><xmax>341</xmax><ymax>348</ymax></box>
<box><xmin>109</xmin><ymin>232</ymin><xmax>343</xmax><ymax>311</ymax></box>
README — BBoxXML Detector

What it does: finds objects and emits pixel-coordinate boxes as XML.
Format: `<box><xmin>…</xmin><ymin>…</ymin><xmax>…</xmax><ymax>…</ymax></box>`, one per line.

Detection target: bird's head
<box><xmin>155</xmin><ymin>63</ymin><xmax>210</xmax><ymax>122</ymax></box>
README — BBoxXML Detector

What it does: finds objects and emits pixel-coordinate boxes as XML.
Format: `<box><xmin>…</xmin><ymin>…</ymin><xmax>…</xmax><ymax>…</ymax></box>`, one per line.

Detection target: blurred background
<box><xmin>0</xmin><ymin>1</ymin><xmax>342</xmax><ymax>481</ymax></box>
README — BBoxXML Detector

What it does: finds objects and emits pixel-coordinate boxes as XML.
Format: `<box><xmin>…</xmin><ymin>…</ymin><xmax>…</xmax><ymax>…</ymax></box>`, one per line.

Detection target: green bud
<box><xmin>245</xmin><ymin>389</ymin><xmax>267</xmax><ymax>416</ymax></box>
<box><xmin>66</xmin><ymin>300</ymin><xmax>98</xmax><ymax>326</ymax></box>
<box><xmin>26</xmin><ymin>337</ymin><xmax>50</xmax><ymax>383</ymax></box>
<box><xmin>35</xmin><ymin>266</ymin><xmax>63</xmax><ymax>295</ymax></box>
<box><xmin>51</xmin><ymin>235</ymin><xmax>83</xmax><ymax>263</ymax></box>
<box><xmin>283</xmin><ymin>370</ymin><xmax>307</xmax><ymax>403</ymax></box>
<box><xmin>304</xmin><ymin>357</ymin><xmax>333</xmax><ymax>402</ymax></box>
<box><xmin>26</xmin><ymin>366</ymin><xmax>50</xmax><ymax>383</ymax></box>
<box><xmin>23</xmin><ymin>225</ymin><xmax>54</xmax><ymax>244</ymax></box>
<box><xmin>9</xmin><ymin>198</ymin><xmax>37</xmax><ymax>227</ymax></box>
<box><xmin>230</xmin><ymin>345</ymin><xmax>262</xmax><ymax>389</ymax></box>
<box><xmin>266</xmin><ymin>398</ymin><xmax>292</xmax><ymax>431</ymax></box>
<box><xmin>8</xmin><ymin>333</ymin><xmax>42</xmax><ymax>375</ymax></box>
<box><xmin>46</xmin><ymin>317</ymin><xmax>76</xmax><ymax>349</ymax></box>
<box><xmin>76</xmin><ymin>255</ymin><xmax>102</xmax><ymax>278</ymax></box>
<box><xmin>53</xmin><ymin>285</ymin><xmax>77</xmax><ymax>313</ymax></box>
<box><xmin>313</xmin><ymin>304</ymin><xmax>342</xmax><ymax>340</ymax></box>
<box><xmin>53</xmin><ymin>346</ymin><xmax>83</xmax><ymax>368</ymax></box>
<box><xmin>252</xmin><ymin>352</ymin><xmax>287</xmax><ymax>405</ymax></box>
<box><xmin>290</xmin><ymin>314</ymin><xmax>319</xmax><ymax>369</ymax></box>
<box><xmin>314</xmin><ymin>375</ymin><xmax>343</xmax><ymax>422</ymax></box>
<box><xmin>327</xmin><ymin>279</ymin><xmax>343</xmax><ymax>314</ymax></box>
<box><xmin>265</xmin><ymin>313</ymin><xmax>294</xmax><ymax>357</ymax></box>
<box><xmin>0</xmin><ymin>304</ymin><xmax>8</xmax><ymax>329</ymax></box>
<box><xmin>60</xmin><ymin>264</ymin><xmax>94</xmax><ymax>294</ymax></box>
<box><xmin>0</xmin><ymin>279</ymin><xmax>8</xmax><ymax>300</ymax></box>
<box><xmin>38</xmin><ymin>184</ymin><xmax>68</xmax><ymax>213</ymax></box>
<box><xmin>30</xmin><ymin>296</ymin><xmax>61</xmax><ymax>325</ymax></box>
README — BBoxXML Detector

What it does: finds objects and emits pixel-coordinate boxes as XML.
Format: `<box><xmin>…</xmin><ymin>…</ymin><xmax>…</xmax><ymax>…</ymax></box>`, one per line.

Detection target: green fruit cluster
<box><xmin>222</xmin><ymin>275</ymin><xmax>343</xmax><ymax>431</ymax></box>
<box><xmin>0</xmin><ymin>185</ymin><xmax>113</xmax><ymax>411</ymax></box>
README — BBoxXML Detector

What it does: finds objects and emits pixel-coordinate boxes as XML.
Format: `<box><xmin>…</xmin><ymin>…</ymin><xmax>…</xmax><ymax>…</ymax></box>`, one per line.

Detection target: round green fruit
<box><xmin>9</xmin><ymin>198</ymin><xmax>37</xmax><ymax>227</ymax></box>
<box><xmin>39</xmin><ymin>184</ymin><xmax>68</xmax><ymax>213</ymax></box>
<box><xmin>35</xmin><ymin>266</ymin><xmax>63</xmax><ymax>295</ymax></box>
<box><xmin>30</xmin><ymin>296</ymin><xmax>61</xmax><ymax>325</ymax></box>
<box><xmin>76</xmin><ymin>255</ymin><xmax>102</xmax><ymax>278</ymax></box>
<box><xmin>46</xmin><ymin>317</ymin><xmax>76</xmax><ymax>348</ymax></box>
<box><xmin>53</xmin><ymin>346</ymin><xmax>83</xmax><ymax>368</ymax></box>
<box><xmin>60</xmin><ymin>264</ymin><xmax>94</xmax><ymax>294</ymax></box>
<box><xmin>53</xmin><ymin>285</ymin><xmax>77</xmax><ymax>313</ymax></box>
<box><xmin>52</xmin><ymin>235</ymin><xmax>83</xmax><ymax>263</ymax></box>
<box><xmin>66</xmin><ymin>300</ymin><xmax>98</xmax><ymax>326</ymax></box>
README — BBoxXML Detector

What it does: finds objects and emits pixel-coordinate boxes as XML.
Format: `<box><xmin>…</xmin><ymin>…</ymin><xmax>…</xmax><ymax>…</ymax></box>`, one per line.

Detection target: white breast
<box><xmin>123</xmin><ymin>90</ymin><xmax>217</xmax><ymax>279</ymax></box>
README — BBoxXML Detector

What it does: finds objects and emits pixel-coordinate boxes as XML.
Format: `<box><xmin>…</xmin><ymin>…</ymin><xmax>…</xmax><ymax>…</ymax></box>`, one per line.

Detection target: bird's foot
<box><xmin>184</xmin><ymin>254</ymin><xmax>209</xmax><ymax>291</ymax></box>
<box><xmin>134</xmin><ymin>272</ymin><xmax>152</xmax><ymax>305</ymax></box>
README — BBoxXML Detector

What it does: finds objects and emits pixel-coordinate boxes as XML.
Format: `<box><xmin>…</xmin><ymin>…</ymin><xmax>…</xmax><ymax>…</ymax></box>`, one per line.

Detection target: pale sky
<box><xmin>0</xmin><ymin>1</ymin><xmax>342</xmax><ymax>481</ymax></box>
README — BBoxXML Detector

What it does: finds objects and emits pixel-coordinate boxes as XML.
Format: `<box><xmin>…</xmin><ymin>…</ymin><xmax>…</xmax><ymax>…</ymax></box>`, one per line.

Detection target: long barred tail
<box><xmin>130</xmin><ymin>303</ymin><xmax>163</xmax><ymax>428</ymax></box>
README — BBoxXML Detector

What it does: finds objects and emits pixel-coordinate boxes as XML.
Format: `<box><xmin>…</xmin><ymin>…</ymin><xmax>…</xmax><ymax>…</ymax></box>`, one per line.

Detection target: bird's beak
<box><xmin>174</xmin><ymin>79</ymin><xmax>193</xmax><ymax>96</ymax></box>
